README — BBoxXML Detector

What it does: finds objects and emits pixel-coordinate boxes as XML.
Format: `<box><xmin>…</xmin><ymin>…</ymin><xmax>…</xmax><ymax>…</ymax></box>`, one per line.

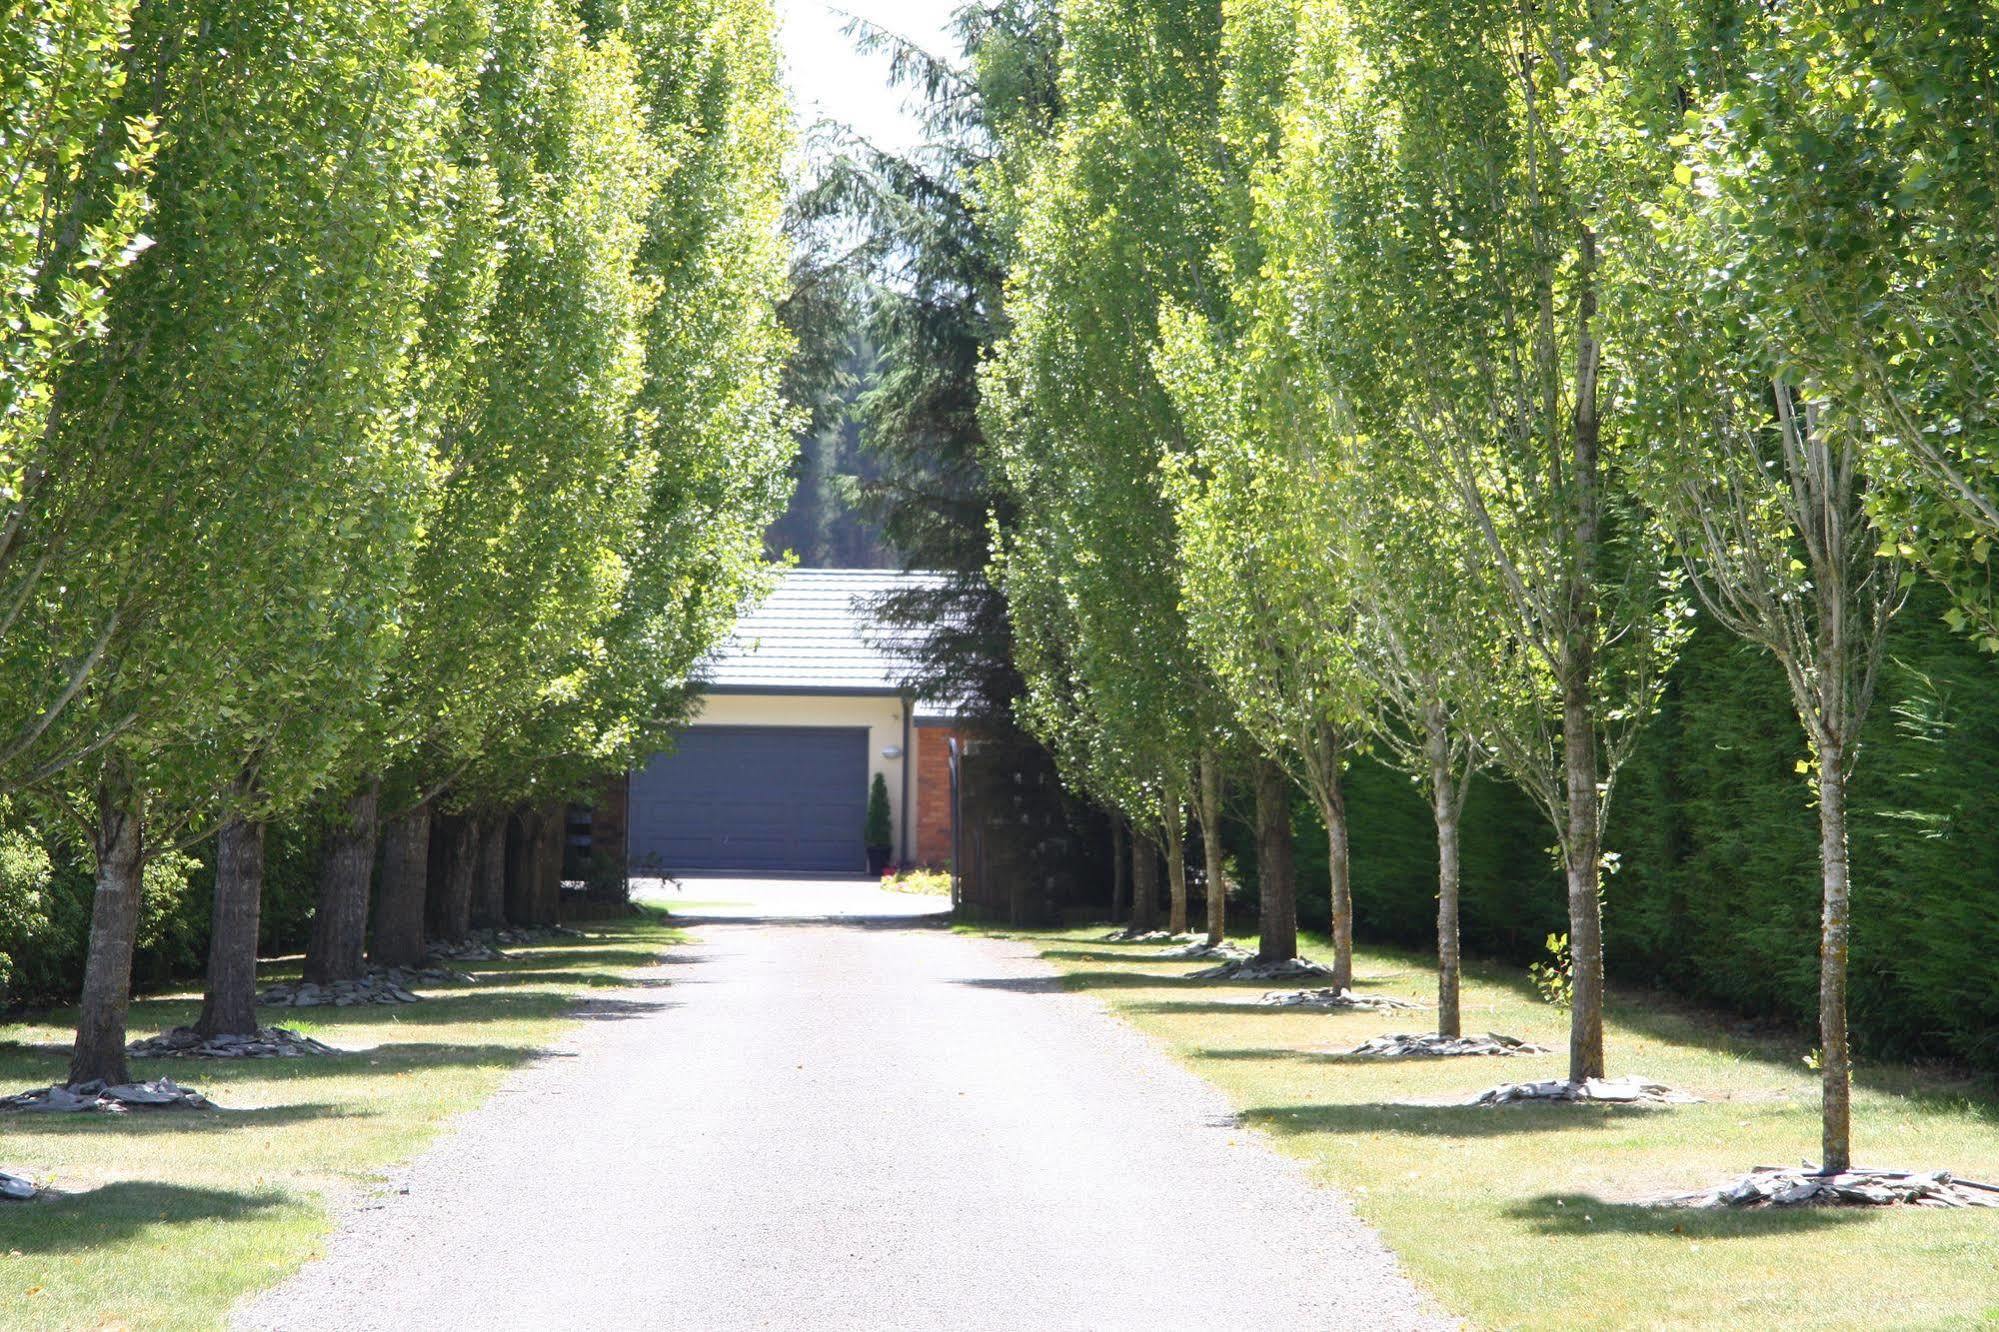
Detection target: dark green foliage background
<box><xmin>1290</xmin><ymin>591</ymin><xmax>1999</xmax><ymax>1075</ymax></box>
<box><xmin>0</xmin><ymin>818</ymin><xmax>326</xmax><ymax>1013</ymax></box>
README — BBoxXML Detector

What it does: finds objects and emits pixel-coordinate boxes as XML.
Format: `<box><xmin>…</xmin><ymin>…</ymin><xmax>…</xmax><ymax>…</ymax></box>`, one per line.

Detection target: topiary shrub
<box><xmin>865</xmin><ymin>773</ymin><xmax>893</xmax><ymax>849</ymax></box>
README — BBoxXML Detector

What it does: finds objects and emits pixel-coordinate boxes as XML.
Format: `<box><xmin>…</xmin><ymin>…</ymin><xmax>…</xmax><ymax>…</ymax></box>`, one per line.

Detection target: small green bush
<box><xmin>865</xmin><ymin>772</ymin><xmax>893</xmax><ymax>848</ymax></box>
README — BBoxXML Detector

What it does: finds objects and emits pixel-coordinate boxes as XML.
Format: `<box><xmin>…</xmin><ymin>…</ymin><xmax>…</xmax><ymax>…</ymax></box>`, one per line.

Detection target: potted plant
<box><xmin>864</xmin><ymin>772</ymin><xmax>894</xmax><ymax>875</ymax></box>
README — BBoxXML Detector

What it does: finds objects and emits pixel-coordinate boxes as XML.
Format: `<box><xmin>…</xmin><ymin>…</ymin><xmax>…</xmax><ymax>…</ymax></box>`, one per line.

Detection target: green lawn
<box><xmin>989</xmin><ymin>925</ymin><xmax>1999</xmax><ymax>1330</ymax></box>
<box><xmin>0</xmin><ymin>914</ymin><xmax>680</xmax><ymax>1330</ymax></box>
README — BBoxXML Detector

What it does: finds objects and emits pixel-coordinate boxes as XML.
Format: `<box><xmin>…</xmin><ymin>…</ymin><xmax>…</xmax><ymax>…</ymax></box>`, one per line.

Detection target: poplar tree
<box><xmin>307</xmin><ymin>0</ymin><xmax>661</xmax><ymax>976</ymax></box>
<box><xmin>1270</xmin><ymin>0</ymin><xmax>1687</xmax><ymax>1082</ymax></box>
<box><xmin>1620</xmin><ymin>2</ymin><xmax>1932</xmax><ymax>1171</ymax></box>
<box><xmin>18</xmin><ymin>0</ymin><xmax>461</xmax><ymax>1084</ymax></box>
<box><xmin>1685</xmin><ymin>5</ymin><xmax>1998</xmax><ymax>643</ymax></box>
<box><xmin>984</xmin><ymin>0</ymin><xmax>1236</xmax><ymax>938</ymax></box>
<box><xmin>0</xmin><ymin>0</ymin><xmax>154</xmax><ymax>791</ymax></box>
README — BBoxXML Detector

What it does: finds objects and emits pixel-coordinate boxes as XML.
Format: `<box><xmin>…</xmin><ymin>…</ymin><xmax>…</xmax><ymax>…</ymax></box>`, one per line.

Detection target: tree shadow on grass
<box><xmin>126</xmin><ymin>1042</ymin><xmax>556</xmax><ymax>1084</ymax></box>
<box><xmin>1195</xmin><ymin>1045</ymin><xmax>1555</xmax><ymax>1067</ymax></box>
<box><xmin>473</xmin><ymin>946</ymin><xmax>674</xmax><ymax>973</ymax></box>
<box><xmin>253</xmin><ymin>990</ymin><xmax>589</xmax><ymax>1028</ymax></box>
<box><xmin>434</xmin><ymin>968</ymin><xmax>663</xmax><ymax>992</ymax></box>
<box><xmin>3</xmin><ymin>1102</ymin><xmax>360</xmax><ymax>1137</ymax></box>
<box><xmin>1241</xmin><ymin>1100</ymin><xmax>1684</xmax><ymax>1140</ymax></box>
<box><xmin>952</xmin><ymin>971</ymin><xmax>1181</xmax><ymax>994</ymax></box>
<box><xmin>0</xmin><ymin>1181</ymin><xmax>290</xmax><ymax>1254</ymax></box>
<box><xmin>1042</xmin><ymin>947</ymin><xmax>1177</xmax><ymax>965</ymax></box>
<box><xmin>1505</xmin><ymin>1191</ymin><xmax>1875</xmax><ymax>1238</ymax></box>
<box><xmin>1123</xmin><ymin>999</ymin><xmax>1305</xmax><ymax>1018</ymax></box>
<box><xmin>570</xmin><ymin>996</ymin><xmax>677</xmax><ymax>1021</ymax></box>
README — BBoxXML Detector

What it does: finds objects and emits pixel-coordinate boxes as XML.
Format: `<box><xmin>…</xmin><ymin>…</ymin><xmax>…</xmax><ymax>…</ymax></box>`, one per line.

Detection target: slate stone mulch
<box><xmin>1344</xmin><ymin>1031</ymin><xmax>1548</xmax><ymax>1058</ymax></box>
<box><xmin>1461</xmin><ymin>1076</ymin><xmax>1699</xmax><ymax>1107</ymax></box>
<box><xmin>0</xmin><ymin>1078</ymin><xmax>217</xmax><ymax>1114</ymax></box>
<box><xmin>1255</xmin><ymin>986</ymin><xmax>1419</xmax><ymax>1011</ymax></box>
<box><xmin>1156</xmin><ymin>940</ymin><xmax>1254</xmax><ymax>962</ymax></box>
<box><xmin>1657</xmin><ymin>1165</ymin><xmax>1999</xmax><ymax>1210</ymax></box>
<box><xmin>1189</xmin><ymin>956</ymin><xmax>1340</xmax><ymax>983</ymax></box>
<box><xmin>128</xmin><ymin>1026</ymin><xmax>341</xmax><ymax>1059</ymax></box>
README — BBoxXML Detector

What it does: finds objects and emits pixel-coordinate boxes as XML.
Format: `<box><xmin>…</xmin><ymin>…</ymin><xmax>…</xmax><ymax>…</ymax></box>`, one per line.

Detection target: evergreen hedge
<box><xmin>1293</xmin><ymin>591</ymin><xmax>1999</xmax><ymax>1076</ymax></box>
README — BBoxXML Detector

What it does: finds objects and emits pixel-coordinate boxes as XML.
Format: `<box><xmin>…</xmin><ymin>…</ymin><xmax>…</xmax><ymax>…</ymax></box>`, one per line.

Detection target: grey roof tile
<box><xmin>698</xmin><ymin>568</ymin><xmax>947</xmax><ymax>700</ymax></box>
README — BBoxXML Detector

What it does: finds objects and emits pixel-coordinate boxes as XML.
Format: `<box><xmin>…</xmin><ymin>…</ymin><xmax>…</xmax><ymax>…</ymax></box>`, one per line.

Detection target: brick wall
<box><xmin>915</xmin><ymin>727</ymin><xmax>962</xmax><ymax>868</ymax></box>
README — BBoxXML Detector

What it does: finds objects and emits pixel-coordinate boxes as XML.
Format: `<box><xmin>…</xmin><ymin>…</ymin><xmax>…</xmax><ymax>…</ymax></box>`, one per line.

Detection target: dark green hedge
<box><xmin>0</xmin><ymin>817</ymin><xmax>325</xmax><ymax>1010</ymax></box>
<box><xmin>1294</xmin><ymin>588</ymin><xmax>1999</xmax><ymax>1076</ymax></box>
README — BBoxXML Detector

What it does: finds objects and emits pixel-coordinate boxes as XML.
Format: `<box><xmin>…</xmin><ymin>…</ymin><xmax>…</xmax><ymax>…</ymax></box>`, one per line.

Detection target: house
<box><xmin>619</xmin><ymin>568</ymin><xmax>972</xmax><ymax>876</ymax></box>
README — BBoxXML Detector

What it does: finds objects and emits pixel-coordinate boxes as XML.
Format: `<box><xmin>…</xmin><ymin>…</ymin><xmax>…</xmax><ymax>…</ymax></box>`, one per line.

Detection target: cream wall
<box><xmin>690</xmin><ymin>691</ymin><xmax>913</xmax><ymax>861</ymax></box>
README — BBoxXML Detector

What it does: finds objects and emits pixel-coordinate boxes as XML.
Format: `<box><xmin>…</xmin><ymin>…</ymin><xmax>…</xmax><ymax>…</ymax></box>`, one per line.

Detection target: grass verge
<box><xmin>986</xmin><ymin>925</ymin><xmax>1999</xmax><ymax>1330</ymax></box>
<box><xmin>0</xmin><ymin>912</ymin><xmax>680</xmax><ymax>1330</ymax></box>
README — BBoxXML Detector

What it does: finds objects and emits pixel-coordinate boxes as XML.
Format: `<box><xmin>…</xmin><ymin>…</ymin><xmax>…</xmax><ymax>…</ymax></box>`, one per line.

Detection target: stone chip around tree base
<box><xmin>1189</xmin><ymin>956</ymin><xmax>1340</xmax><ymax>983</ymax></box>
<box><xmin>258</xmin><ymin>967</ymin><xmax>461</xmax><ymax>1008</ymax></box>
<box><xmin>1657</xmin><ymin>1165</ymin><xmax>1999</xmax><ymax>1209</ymax></box>
<box><xmin>1102</xmin><ymin>929</ymin><xmax>1198</xmax><ymax>944</ymax></box>
<box><xmin>0</xmin><ymin>1078</ymin><xmax>218</xmax><ymax>1113</ymax></box>
<box><xmin>1344</xmin><ymin>1031</ymin><xmax>1549</xmax><ymax>1057</ymax></box>
<box><xmin>128</xmin><ymin>1026</ymin><xmax>342</xmax><ymax>1059</ymax></box>
<box><xmin>1462</xmin><ymin>1076</ymin><xmax>1699</xmax><ymax>1107</ymax></box>
<box><xmin>1156</xmin><ymin>939</ymin><xmax>1254</xmax><ymax>962</ymax></box>
<box><xmin>1256</xmin><ymin>986</ymin><xmax>1420</xmax><ymax>1011</ymax></box>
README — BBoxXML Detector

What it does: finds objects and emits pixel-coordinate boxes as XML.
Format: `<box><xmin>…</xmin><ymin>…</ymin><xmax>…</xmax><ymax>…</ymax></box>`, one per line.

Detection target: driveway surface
<box><xmin>239</xmin><ymin>877</ymin><xmax>1446</xmax><ymax>1331</ymax></box>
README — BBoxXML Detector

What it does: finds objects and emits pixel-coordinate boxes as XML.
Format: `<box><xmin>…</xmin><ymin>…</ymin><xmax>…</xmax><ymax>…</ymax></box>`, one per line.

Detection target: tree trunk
<box><xmin>69</xmin><ymin>773</ymin><xmax>145</xmax><ymax>1087</ymax></box>
<box><xmin>1110</xmin><ymin>816</ymin><xmax>1128</xmax><ymax>925</ymax></box>
<box><xmin>1563</xmin><ymin>220</ymin><xmax>1607</xmax><ymax>1084</ymax></box>
<box><xmin>504</xmin><ymin>807</ymin><xmax>536</xmax><ymax>925</ymax></box>
<box><xmin>1253</xmin><ymin>756</ymin><xmax>1297</xmax><ymax>964</ymax></box>
<box><xmin>196</xmin><ymin>815</ymin><xmax>265</xmax><ymax>1038</ymax></box>
<box><xmin>430</xmin><ymin>814</ymin><xmax>476</xmax><ymax>943</ymax></box>
<box><xmin>1817</xmin><ymin>739</ymin><xmax>1852</xmax><ymax>1172</ymax></box>
<box><xmin>370</xmin><ymin>801</ymin><xmax>432</xmax><ymax>969</ymax></box>
<box><xmin>1562</xmin><ymin>677</ymin><xmax>1607</xmax><ymax>1083</ymax></box>
<box><xmin>1129</xmin><ymin>827</ymin><xmax>1160</xmax><ymax>933</ymax></box>
<box><xmin>1427</xmin><ymin>707</ymin><xmax>1462</xmax><ymax>1040</ymax></box>
<box><xmin>533</xmin><ymin>799</ymin><xmax>564</xmax><ymax>924</ymax></box>
<box><xmin>472</xmin><ymin>813</ymin><xmax>506</xmax><ymax>929</ymax></box>
<box><xmin>1198</xmin><ymin>751</ymin><xmax>1225</xmax><ymax>946</ymax></box>
<box><xmin>304</xmin><ymin>780</ymin><xmax>380</xmax><ymax>985</ymax></box>
<box><xmin>1319</xmin><ymin>767</ymin><xmax>1354</xmax><ymax>991</ymax></box>
<box><xmin>1163</xmin><ymin>795</ymin><xmax>1188</xmax><ymax>935</ymax></box>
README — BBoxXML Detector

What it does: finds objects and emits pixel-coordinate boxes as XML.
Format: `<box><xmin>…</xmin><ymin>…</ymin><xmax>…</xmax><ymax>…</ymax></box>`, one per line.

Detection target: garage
<box><xmin>628</xmin><ymin>724</ymin><xmax>870</xmax><ymax>873</ymax></box>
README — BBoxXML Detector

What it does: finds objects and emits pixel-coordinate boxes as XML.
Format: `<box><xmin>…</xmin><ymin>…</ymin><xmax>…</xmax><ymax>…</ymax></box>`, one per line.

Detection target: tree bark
<box><xmin>471</xmin><ymin>813</ymin><xmax>506</xmax><ymax>929</ymax></box>
<box><xmin>1427</xmin><ymin>708</ymin><xmax>1462</xmax><ymax>1040</ymax></box>
<box><xmin>1319</xmin><ymin>771</ymin><xmax>1354</xmax><ymax>991</ymax></box>
<box><xmin>503</xmin><ymin>807</ymin><xmax>536</xmax><ymax>925</ymax></box>
<box><xmin>533</xmin><ymin>798</ymin><xmax>564</xmax><ymax>924</ymax></box>
<box><xmin>429</xmin><ymin>813</ymin><xmax>476</xmax><ymax>943</ymax></box>
<box><xmin>1163</xmin><ymin>795</ymin><xmax>1188</xmax><ymax>936</ymax></box>
<box><xmin>196</xmin><ymin>815</ymin><xmax>265</xmax><ymax>1038</ymax></box>
<box><xmin>1563</xmin><ymin>221</ymin><xmax>1607</xmax><ymax>1085</ymax></box>
<box><xmin>69</xmin><ymin>772</ymin><xmax>145</xmax><ymax>1087</ymax></box>
<box><xmin>1562</xmin><ymin>675</ymin><xmax>1606</xmax><ymax>1082</ymax></box>
<box><xmin>1817</xmin><ymin>739</ymin><xmax>1852</xmax><ymax>1172</ymax></box>
<box><xmin>1198</xmin><ymin>751</ymin><xmax>1225</xmax><ymax>946</ymax></box>
<box><xmin>1253</xmin><ymin>756</ymin><xmax>1297</xmax><ymax>964</ymax></box>
<box><xmin>370</xmin><ymin>801</ymin><xmax>432</xmax><ymax>969</ymax></box>
<box><xmin>1129</xmin><ymin>827</ymin><xmax>1161</xmax><ymax>933</ymax></box>
<box><xmin>304</xmin><ymin>780</ymin><xmax>380</xmax><ymax>985</ymax></box>
<box><xmin>1109</xmin><ymin>816</ymin><xmax>1128</xmax><ymax>925</ymax></box>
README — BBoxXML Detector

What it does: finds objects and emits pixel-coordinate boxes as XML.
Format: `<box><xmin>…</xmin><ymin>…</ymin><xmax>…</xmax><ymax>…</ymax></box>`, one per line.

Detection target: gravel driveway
<box><xmin>238</xmin><ymin>878</ymin><xmax>1447</xmax><ymax>1331</ymax></box>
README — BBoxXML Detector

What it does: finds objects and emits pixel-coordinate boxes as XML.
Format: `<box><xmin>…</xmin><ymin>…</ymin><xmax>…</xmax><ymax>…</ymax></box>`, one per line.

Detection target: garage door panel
<box><xmin>630</xmin><ymin>725</ymin><xmax>870</xmax><ymax>873</ymax></box>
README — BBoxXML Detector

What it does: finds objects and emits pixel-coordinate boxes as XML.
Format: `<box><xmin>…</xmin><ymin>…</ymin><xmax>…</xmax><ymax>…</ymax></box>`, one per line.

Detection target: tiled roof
<box><xmin>699</xmin><ymin>569</ymin><xmax>959</xmax><ymax>717</ymax></box>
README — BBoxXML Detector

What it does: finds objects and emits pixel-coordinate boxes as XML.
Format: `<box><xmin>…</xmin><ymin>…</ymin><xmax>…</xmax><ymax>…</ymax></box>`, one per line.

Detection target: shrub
<box><xmin>865</xmin><ymin>773</ymin><xmax>892</xmax><ymax>848</ymax></box>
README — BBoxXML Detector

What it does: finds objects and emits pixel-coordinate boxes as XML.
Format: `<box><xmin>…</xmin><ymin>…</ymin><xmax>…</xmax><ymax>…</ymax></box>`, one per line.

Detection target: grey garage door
<box><xmin>629</xmin><ymin>725</ymin><xmax>870</xmax><ymax>873</ymax></box>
